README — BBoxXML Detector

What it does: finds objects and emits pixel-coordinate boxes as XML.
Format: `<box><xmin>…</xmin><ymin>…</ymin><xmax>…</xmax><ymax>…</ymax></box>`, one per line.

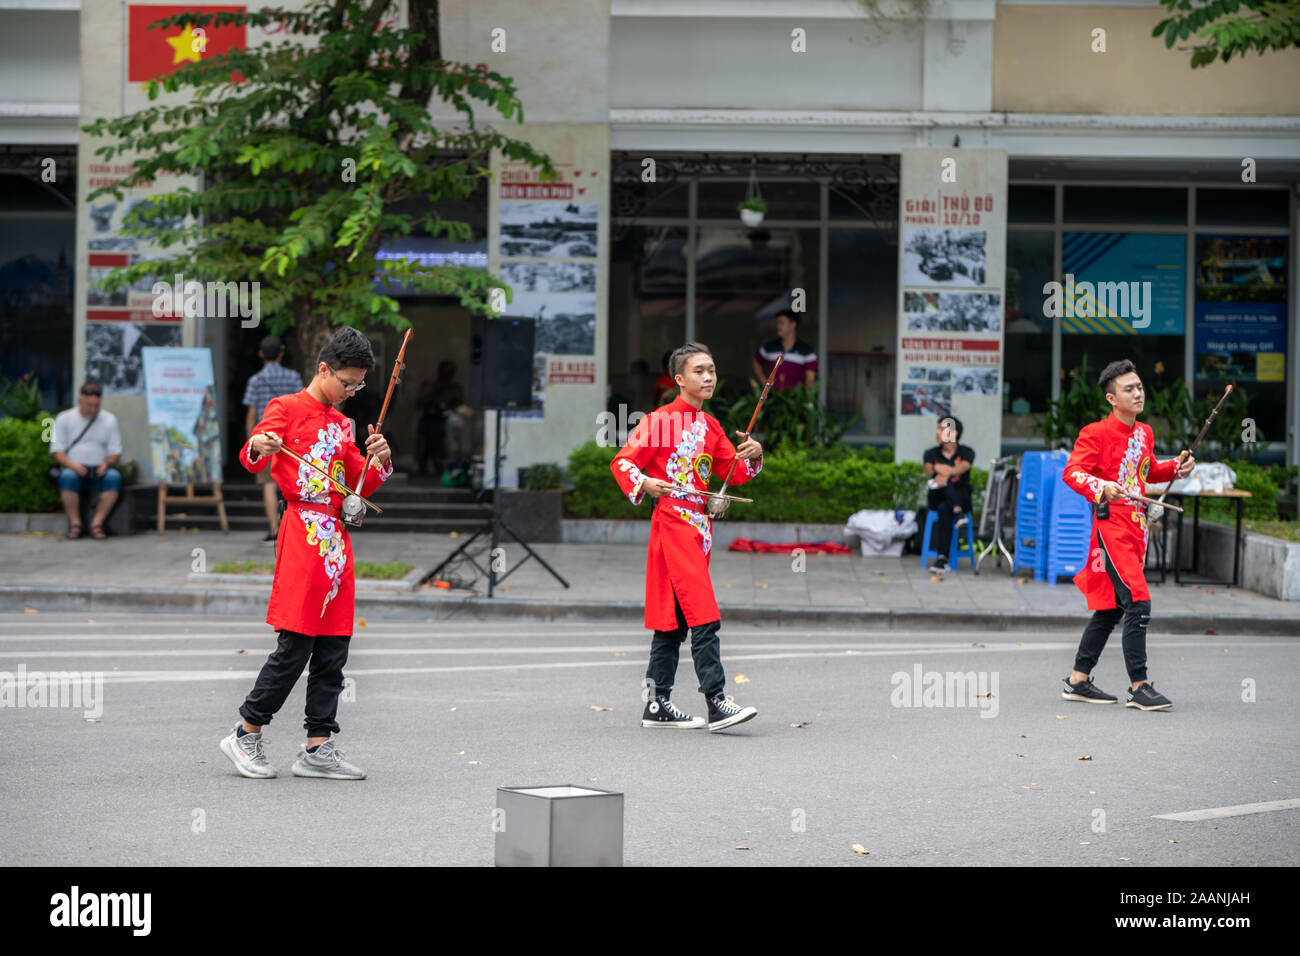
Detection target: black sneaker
<box><xmin>1061</xmin><ymin>675</ymin><xmax>1118</xmax><ymax>703</ymax></box>
<box><xmin>929</xmin><ymin>557</ymin><xmax>949</xmax><ymax>574</ymax></box>
<box><xmin>706</xmin><ymin>693</ymin><xmax>757</xmax><ymax>732</ymax></box>
<box><xmin>1126</xmin><ymin>682</ymin><xmax>1172</xmax><ymax>711</ymax></box>
<box><xmin>641</xmin><ymin>695</ymin><xmax>705</xmax><ymax>729</ymax></box>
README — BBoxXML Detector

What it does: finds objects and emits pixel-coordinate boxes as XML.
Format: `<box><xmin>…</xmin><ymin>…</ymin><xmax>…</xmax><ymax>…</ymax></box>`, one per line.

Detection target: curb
<box><xmin>1</xmin><ymin>585</ymin><xmax>1297</xmax><ymax>635</ymax></box>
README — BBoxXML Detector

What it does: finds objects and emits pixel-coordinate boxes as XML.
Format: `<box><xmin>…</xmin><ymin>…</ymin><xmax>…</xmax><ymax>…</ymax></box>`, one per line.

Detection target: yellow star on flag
<box><xmin>165</xmin><ymin>25</ymin><xmax>204</xmax><ymax>66</ymax></box>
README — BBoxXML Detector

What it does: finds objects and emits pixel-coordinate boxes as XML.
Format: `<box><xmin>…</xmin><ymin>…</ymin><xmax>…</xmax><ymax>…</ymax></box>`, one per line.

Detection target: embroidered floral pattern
<box><xmin>1071</xmin><ymin>471</ymin><xmax>1105</xmax><ymax>501</ymax></box>
<box><xmin>666</xmin><ymin>416</ymin><xmax>707</xmax><ymax>487</ymax></box>
<box><xmin>294</xmin><ymin>421</ymin><xmax>348</xmax><ymax>615</ymax></box>
<box><xmin>674</xmin><ymin>506</ymin><xmax>713</xmax><ymax>555</ymax></box>
<box><xmin>614</xmin><ymin>458</ymin><xmax>647</xmax><ymax>504</ymax></box>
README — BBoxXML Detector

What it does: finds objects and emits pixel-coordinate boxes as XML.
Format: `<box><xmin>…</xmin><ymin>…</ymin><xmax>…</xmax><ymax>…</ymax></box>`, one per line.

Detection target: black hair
<box><xmin>1098</xmin><ymin>359</ymin><xmax>1138</xmax><ymax>398</ymax></box>
<box><xmin>669</xmin><ymin>341</ymin><xmax>713</xmax><ymax>378</ymax></box>
<box><xmin>80</xmin><ymin>381</ymin><xmax>102</xmax><ymax>397</ymax></box>
<box><xmin>938</xmin><ymin>415</ymin><xmax>963</xmax><ymax>441</ymax></box>
<box><xmin>775</xmin><ymin>309</ymin><xmax>799</xmax><ymax>326</ymax></box>
<box><xmin>318</xmin><ymin>326</ymin><xmax>375</xmax><ymax>372</ymax></box>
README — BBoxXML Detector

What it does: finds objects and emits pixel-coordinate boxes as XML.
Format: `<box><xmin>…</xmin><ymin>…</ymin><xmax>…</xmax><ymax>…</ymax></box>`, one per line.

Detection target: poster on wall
<box><xmin>895</xmin><ymin>148</ymin><xmax>1007</xmax><ymax>469</ymax></box>
<box><xmin>1193</xmin><ymin>235</ymin><xmax>1287</xmax><ymax>382</ymax></box>
<box><xmin>1059</xmin><ymin>233</ymin><xmax>1185</xmax><ymax>336</ymax></box>
<box><xmin>494</xmin><ymin>168</ymin><xmax>603</xmax><ymax>421</ymax></box>
<box><xmin>142</xmin><ymin>347</ymin><xmax>223</xmax><ymax>483</ymax></box>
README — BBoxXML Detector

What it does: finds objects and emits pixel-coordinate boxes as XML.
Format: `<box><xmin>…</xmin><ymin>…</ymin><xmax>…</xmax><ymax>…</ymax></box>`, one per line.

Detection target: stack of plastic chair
<box><xmin>1045</xmin><ymin>458</ymin><xmax>1093</xmax><ymax>584</ymax></box>
<box><xmin>1013</xmin><ymin>450</ymin><xmax>1069</xmax><ymax>581</ymax></box>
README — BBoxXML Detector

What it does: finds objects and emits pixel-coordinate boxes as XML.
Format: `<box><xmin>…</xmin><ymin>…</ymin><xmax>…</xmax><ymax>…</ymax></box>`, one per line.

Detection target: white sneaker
<box><xmin>220</xmin><ymin>726</ymin><xmax>277</xmax><ymax>778</ymax></box>
<box><xmin>290</xmin><ymin>739</ymin><xmax>366</xmax><ymax>780</ymax></box>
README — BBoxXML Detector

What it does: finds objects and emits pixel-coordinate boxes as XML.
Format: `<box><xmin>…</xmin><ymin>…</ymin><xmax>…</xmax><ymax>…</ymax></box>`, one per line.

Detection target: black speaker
<box><xmin>468</xmin><ymin>315</ymin><xmax>534</xmax><ymax>410</ymax></box>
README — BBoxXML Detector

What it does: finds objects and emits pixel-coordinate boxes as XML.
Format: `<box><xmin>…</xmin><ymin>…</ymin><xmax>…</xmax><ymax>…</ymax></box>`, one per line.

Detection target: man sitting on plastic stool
<box><xmin>922</xmin><ymin>415</ymin><xmax>976</xmax><ymax>574</ymax></box>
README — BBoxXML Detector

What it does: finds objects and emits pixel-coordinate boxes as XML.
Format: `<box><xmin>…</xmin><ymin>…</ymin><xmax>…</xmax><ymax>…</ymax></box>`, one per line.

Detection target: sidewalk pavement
<box><xmin>1</xmin><ymin>529</ymin><xmax>1296</xmax><ymax>634</ymax></box>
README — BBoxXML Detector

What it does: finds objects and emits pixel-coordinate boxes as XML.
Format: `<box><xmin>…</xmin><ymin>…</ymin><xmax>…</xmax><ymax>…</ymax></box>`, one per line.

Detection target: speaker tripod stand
<box><xmin>424</xmin><ymin>410</ymin><xmax>569</xmax><ymax>597</ymax></box>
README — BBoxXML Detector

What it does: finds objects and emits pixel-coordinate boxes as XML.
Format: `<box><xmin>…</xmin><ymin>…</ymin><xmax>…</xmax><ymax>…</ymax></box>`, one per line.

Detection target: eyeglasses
<box><xmin>330</xmin><ymin>368</ymin><xmax>366</xmax><ymax>395</ymax></box>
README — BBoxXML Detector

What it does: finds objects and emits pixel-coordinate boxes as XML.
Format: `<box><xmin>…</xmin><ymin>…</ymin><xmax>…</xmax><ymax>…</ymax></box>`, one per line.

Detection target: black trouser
<box><xmin>927</xmin><ymin>483</ymin><xmax>972</xmax><ymax>557</ymax></box>
<box><xmin>645</xmin><ymin>591</ymin><xmax>725</xmax><ymax>701</ymax></box>
<box><xmin>1073</xmin><ymin>528</ymin><xmax>1150</xmax><ymax>683</ymax></box>
<box><xmin>239</xmin><ymin>629</ymin><xmax>351</xmax><ymax>736</ymax></box>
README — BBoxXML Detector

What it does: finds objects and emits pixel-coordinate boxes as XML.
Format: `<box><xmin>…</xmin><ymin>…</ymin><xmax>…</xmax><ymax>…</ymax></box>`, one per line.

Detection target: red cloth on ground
<box><xmin>1062</xmin><ymin>411</ymin><xmax>1178</xmax><ymax>609</ymax></box>
<box><xmin>726</xmin><ymin>539</ymin><xmax>851</xmax><ymax>554</ymax></box>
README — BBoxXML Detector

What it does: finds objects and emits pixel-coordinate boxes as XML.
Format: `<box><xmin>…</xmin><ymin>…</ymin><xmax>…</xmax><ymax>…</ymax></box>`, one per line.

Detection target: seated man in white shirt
<box><xmin>50</xmin><ymin>381</ymin><xmax>124</xmax><ymax>539</ymax></box>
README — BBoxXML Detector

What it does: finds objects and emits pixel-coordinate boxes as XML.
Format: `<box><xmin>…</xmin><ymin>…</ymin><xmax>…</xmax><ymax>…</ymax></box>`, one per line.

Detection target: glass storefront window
<box><xmin>1065</xmin><ymin>186</ymin><xmax>1187</xmax><ymax>225</ymax></box>
<box><xmin>827</xmin><ymin>228</ymin><xmax>896</xmax><ymax>437</ymax></box>
<box><xmin>608</xmin><ymin>225</ymin><xmax>687</xmax><ymax>414</ymax></box>
<box><xmin>694</xmin><ymin>226</ymin><xmax>820</xmax><ymax>406</ymax></box>
<box><xmin>1009</xmin><ymin>184</ymin><xmax>1054</xmax><ymax>224</ymax></box>
<box><xmin>1003</xmin><ymin>230</ymin><xmax>1053</xmax><ymax>437</ymax></box>
<box><xmin>1196</xmin><ymin>188</ymin><xmax>1290</xmax><ymax>228</ymax></box>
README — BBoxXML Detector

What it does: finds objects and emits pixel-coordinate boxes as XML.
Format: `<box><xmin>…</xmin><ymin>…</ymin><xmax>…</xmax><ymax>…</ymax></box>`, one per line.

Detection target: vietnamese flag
<box><xmin>127</xmin><ymin>5</ymin><xmax>247</xmax><ymax>82</ymax></box>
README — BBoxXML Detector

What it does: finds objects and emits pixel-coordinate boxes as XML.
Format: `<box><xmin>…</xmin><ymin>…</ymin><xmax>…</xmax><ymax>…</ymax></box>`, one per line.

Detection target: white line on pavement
<box><xmin>1153</xmin><ymin>799</ymin><xmax>1300</xmax><ymax>821</ymax></box>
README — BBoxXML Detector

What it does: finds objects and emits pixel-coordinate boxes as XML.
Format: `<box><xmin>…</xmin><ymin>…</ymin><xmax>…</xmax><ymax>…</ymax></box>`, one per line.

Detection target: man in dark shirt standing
<box><xmin>752</xmin><ymin>310</ymin><xmax>818</xmax><ymax>391</ymax></box>
<box><xmin>242</xmin><ymin>336</ymin><xmax>304</xmax><ymax>541</ymax></box>
<box><xmin>922</xmin><ymin>415</ymin><xmax>976</xmax><ymax>574</ymax></box>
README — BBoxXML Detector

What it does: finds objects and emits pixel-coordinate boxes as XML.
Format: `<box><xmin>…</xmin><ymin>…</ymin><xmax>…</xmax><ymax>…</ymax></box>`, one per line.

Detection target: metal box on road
<box><xmin>494</xmin><ymin>785</ymin><xmax>623</xmax><ymax>867</ymax></box>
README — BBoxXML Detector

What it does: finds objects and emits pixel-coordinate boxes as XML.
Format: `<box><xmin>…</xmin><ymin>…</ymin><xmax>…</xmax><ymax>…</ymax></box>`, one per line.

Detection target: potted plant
<box><xmin>500</xmin><ymin>462</ymin><xmax>566</xmax><ymax>543</ymax></box>
<box><xmin>737</xmin><ymin>196</ymin><xmax>767</xmax><ymax>228</ymax></box>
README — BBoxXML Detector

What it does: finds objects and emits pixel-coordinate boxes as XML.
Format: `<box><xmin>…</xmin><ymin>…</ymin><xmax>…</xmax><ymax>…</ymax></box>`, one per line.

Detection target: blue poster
<box><xmin>141</xmin><ymin>347</ymin><xmax>223</xmax><ymax>483</ymax></box>
<box><xmin>1061</xmin><ymin>233</ymin><xmax>1185</xmax><ymax>335</ymax></box>
<box><xmin>1194</xmin><ymin>235</ymin><xmax>1287</xmax><ymax>382</ymax></box>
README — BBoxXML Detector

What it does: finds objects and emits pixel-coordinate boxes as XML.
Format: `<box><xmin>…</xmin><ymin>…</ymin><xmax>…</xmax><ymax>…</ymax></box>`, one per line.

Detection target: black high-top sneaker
<box><xmin>1126</xmin><ymin>682</ymin><xmax>1172</xmax><ymax>711</ymax></box>
<box><xmin>641</xmin><ymin>695</ymin><xmax>706</xmax><ymax>729</ymax></box>
<box><xmin>706</xmin><ymin>693</ymin><xmax>757</xmax><ymax>732</ymax></box>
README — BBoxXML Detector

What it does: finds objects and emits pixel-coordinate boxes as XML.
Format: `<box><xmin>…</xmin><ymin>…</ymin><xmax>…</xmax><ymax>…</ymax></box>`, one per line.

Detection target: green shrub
<box><xmin>520</xmin><ymin>462</ymin><xmax>564</xmax><ymax>491</ymax></box>
<box><xmin>1201</xmin><ymin>461</ymin><xmax>1278</xmax><ymax>524</ymax></box>
<box><xmin>564</xmin><ymin>440</ymin><xmax>990</xmax><ymax>524</ymax></box>
<box><xmin>0</xmin><ymin>417</ymin><xmax>61</xmax><ymax>513</ymax></box>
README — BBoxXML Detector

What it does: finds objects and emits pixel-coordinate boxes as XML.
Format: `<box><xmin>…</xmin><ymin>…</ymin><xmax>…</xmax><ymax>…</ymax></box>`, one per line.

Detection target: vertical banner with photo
<box><xmin>896</xmin><ymin>148</ymin><xmax>1007</xmax><ymax>471</ymax></box>
<box><xmin>142</xmin><ymin>347</ymin><xmax>223</xmax><ymax>483</ymax></box>
<box><xmin>1194</xmin><ymin>235</ymin><xmax>1288</xmax><ymax>382</ymax></box>
<box><xmin>486</xmin><ymin>124</ymin><xmax>609</xmax><ymax>486</ymax></box>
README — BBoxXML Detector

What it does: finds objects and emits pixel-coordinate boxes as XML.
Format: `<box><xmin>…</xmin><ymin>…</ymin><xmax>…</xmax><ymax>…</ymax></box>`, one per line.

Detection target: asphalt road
<box><xmin>1</xmin><ymin>613</ymin><xmax>1296</xmax><ymax>867</ymax></box>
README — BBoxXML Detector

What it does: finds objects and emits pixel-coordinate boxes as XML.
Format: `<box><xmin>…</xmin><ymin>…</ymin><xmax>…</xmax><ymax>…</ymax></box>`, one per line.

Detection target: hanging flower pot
<box><xmin>738</xmin><ymin>197</ymin><xmax>767</xmax><ymax>228</ymax></box>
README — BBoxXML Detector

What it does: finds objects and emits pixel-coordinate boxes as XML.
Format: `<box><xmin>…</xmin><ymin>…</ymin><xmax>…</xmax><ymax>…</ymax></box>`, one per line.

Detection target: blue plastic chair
<box><xmin>920</xmin><ymin>510</ymin><xmax>977</xmax><ymax>570</ymax></box>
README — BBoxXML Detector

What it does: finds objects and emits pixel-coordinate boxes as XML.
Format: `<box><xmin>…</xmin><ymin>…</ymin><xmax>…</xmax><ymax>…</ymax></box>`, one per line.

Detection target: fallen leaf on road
<box><xmin>449</xmin><ymin>531</ymin><xmax>459</xmax><ymax>538</ymax></box>
<box><xmin>23</xmin><ymin>606</ymin><xmax>37</xmax><ymax>614</ymax></box>
<box><xmin>235</xmin><ymin>649</ymin><xmax>246</xmax><ymax>654</ymax></box>
<box><xmin>1055</xmin><ymin>715</ymin><xmax>1070</xmax><ymax>719</ymax></box>
<box><xmin>972</xmin><ymin>642</ymin><xmax>988</xmax><ymax>648</ymax></box>
<box><xmin>1016</xmin><ymin>641</ymin><xmax>1025</xmax><ymax>647</ymax></box>
<box><xmin>1169</xmin><ymin>840</ymin><xmax>1178</xmax><ymax>844</ymax></box>
<box><xmin>356</xmin><ymin>617</ymin><xmax>367</xmax><ymax>628</ymax></box>
<box><xmin>734</xmin><ymin>674</ymin><xmax>750</xmax><ymax>684</ymax></box>
<box><xmin>929</xmin><ymin>575</ymin><xmax>941</xmax><ymax>582</ymax></box>
<box><xmin>1019</xmin><ymin>734</ymin><xmax>1029</xmax><ymax>738</ymax></box>
<box><xmin>1022</xmin><ymin>783</ymin><xmax>1042</xmax><ymax>790</ymax></box>
<box><xmin>85</xmin><ymin>718</ymin><xmax>101</xmax><ymax>723</ymax></box>
<box><xmin>851</xmin><ymin>844</ymin><xmax>869</xmax><ymax>855</ymax></box>
<box><xmin>790</xmin><ymin>721</ymin><xmax>810</xmax><ymax>728</ymax></box>
<box><xmin>590</xmin><ymin>705</ymin><xmax>613</xmax><ymax>712</ymax></box>
<box><xmin>1016</xmin><ymin>753</ymin><xmax>1027</xmax><ymax>757</ymax></box>
<box><xmin>735</xmin><ymin>845</ymin><xmax>750</xmax><ymax>851</ymax></box>
<box><xmin>723</xmin><ymin>583</ymin><xmax>733</xmax><ymax>588</ymax></box>
<box><xmin>1016</xmin><ymin>578</ymin><xmax>1029</xmax><ymax>585</ymax></box>
<box><xmin>879</xmin><ymin>577</ymin><xmax>890</xmax><ymax>583</ymax></box>
<box><xmin>1206</xmin><ymin>589</ymin><xmax>1215</xmax><ymax>595</ymax></box>
<box><xmin>1222</xmin><ymin>647</ymin><xmax>1229</xmax><ymax>653</ymax></box>
<box><xmin>1078</xmin><ymin>755</ymin><xmax>1093</xmax><ymax>761</ymax></box>
<box><xmin>1118</xmin><ymin>857</ymin><xmax>1131</xmax><ymax>862</ymax></box>
<box><xmin>1205</xmin><ymin>628</ymin><xmax>1218</xmax><ymax>635</ymax></box>
<box><xmin>454</xmin><ymin>750</ymin><xmax>465</xmax><ymax>756</ymax></box>
<box><xmin>756</xmin><ymin>583</ymin><xmax>768</xmax><ymax>589</ymax></box>
<box><xmin>449</xmin><ymin>707</ymin><xmax>456</xmax><ymax>712</ymax></box>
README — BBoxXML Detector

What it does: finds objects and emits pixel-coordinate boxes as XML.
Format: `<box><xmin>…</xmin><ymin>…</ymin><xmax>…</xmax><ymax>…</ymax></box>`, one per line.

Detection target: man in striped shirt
<box><xmin>752</xmin><ymin>310</ymin><xmax>818</xmax><ymax>392</ymax></box>
<box><xmin>243</xmin><ymin>336</ymin><xmax>304</xmax><ymax>540</ymax></box>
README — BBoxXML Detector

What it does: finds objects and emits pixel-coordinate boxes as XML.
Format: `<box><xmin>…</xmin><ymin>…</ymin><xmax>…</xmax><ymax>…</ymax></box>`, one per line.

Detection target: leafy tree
<box><xmin>83</xmin><ymin>0</ymin><xmax>554</xmax><ymax>368</ymax></box>
<box><xmin>1154</xmin><ymin>1</ymin><xmax>1300</xmax><ymax>68</ymax></box>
